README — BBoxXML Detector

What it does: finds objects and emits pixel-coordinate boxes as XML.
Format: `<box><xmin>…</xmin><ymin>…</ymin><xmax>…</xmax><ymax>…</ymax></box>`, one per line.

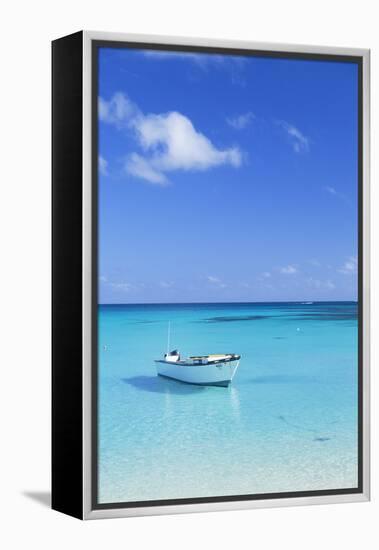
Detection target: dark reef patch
<box><xmin>200</xmin><ymin>314</ymin><xmax>271</xmax><ymax>323</ymax></box>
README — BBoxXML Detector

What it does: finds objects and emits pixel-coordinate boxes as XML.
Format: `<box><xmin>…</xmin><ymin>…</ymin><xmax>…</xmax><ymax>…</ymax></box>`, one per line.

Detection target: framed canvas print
<box><xmin>52</xmin><ymin>31</ymin><xmax>370</xmax><ymax>519</ymax></box>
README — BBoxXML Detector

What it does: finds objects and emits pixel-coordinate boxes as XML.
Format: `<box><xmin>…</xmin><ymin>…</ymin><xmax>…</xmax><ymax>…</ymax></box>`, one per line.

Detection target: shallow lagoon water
<box><xmin>98</xmin><ymin>301</ymin><xmax>358</xmax><ymax>503</ymax></box>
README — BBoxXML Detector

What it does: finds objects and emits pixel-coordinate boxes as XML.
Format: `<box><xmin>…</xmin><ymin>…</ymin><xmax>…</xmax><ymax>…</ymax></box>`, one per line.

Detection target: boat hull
<box><xmin>155</xmin><ymin>360</ymin><xmax>239</xmax><ymax>387</ymax></box>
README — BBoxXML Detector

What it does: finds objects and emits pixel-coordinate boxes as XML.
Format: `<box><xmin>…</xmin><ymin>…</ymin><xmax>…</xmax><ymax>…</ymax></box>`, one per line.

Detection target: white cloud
<box><xmin>99</xmin><ymin>275</ymin><xmax>107</xmax><ymax>283</ymax></box>
<box><xmin>126</xmin><ymin>153</ymin><xmax>168</xmax><ymax>185</ymax></box>
<box><xmin>99</xmin><ymin>155</ymin><xmax>108</xmax><ymax>176</ymax></box>
<box><xmin>133</xmin><ymin>111</ymin><xmax>241</xmax><ymax>172</ymax></box>
<box><xmin>227</xmin><ymin>111</ymin><xmax>255</xmax><ymax>130</ymax></box>
<box><xmin>277</xmin><ymin>120</ymin><xmax>309</xmax><ymax>153</ymax></box>
<box><xmin>338</xmin><ymin>256</ymin><xmax>357</xmax><ymax>274</ymax></box>
<box><xmin>207</xmin><ymin>275</ymin><xmax>221</xmax><ymax>284</ymax></box>
<box><xmin>280</xmin><ymin>265</ymin><xmax>298</xmax><ymax>275</ymax></box>
<box><xmin>262</xmin><ymin>271</ymin><xmax>271</xmax><ymax>278</ymax></box>
<box><xmin>100</xmin><ymin>93</ymin><xmax>242</xmax><ymax>184</ymax></box>
<box><xmin>207</xmin><ymin>275</ymin><xmax>227</xmax><ymax>288</ymax></box>
<box><xmin>98</xmin><ymin>93</ymin><xmax>139</xmax><ymax>127</ymax></box>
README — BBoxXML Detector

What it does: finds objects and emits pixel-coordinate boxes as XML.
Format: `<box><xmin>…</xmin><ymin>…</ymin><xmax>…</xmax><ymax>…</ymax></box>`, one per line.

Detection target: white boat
<box><xmin>155</xmin><ymin>351</ymin><xmax>241</xmax><ymax>387</ymax></box>
<box><xmin>155</xmin><ymin>322</ymin><xmax>240</xmax><ymax>387</ymax></box>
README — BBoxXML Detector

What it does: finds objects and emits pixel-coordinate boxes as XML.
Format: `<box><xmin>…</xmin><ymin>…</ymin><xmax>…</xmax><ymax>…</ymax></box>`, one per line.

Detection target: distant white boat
<box><xmin>155</xmin><ymin>323</ymin><xmax>240</xmax><ymax>387</ymax></box>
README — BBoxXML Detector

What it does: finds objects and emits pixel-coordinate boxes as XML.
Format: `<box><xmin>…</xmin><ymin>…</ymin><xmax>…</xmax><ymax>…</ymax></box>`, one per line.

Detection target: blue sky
<box><xmin>98</xmin><ymin>47</ymin><xmax>358</xmax><ymax>304</ymax></box>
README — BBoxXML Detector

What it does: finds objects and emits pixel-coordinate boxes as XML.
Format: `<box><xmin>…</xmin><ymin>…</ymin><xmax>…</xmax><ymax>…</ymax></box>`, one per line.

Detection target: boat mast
<box><xmin>167</xmin><ymin>321</ymin><xmax>171</xmax><ymax>354</ymax></box>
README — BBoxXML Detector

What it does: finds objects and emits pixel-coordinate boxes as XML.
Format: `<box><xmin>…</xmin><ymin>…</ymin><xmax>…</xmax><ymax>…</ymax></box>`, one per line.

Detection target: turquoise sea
<box><xmin>98</xmin><ymin>301</ymin><xmax>358</xmax><ymax>504</ymax></box>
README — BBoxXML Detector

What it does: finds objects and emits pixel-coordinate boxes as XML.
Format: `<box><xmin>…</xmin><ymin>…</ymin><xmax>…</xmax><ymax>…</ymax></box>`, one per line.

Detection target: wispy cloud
<box><xmin>307</xmin><ymin>277</ymin><xmax>335</xmax><ymax>290</ymax></box>
<box><xmin>338</xmin><ymin>256</ymin><xmax>357</xmax><ymax>274</ymax></box>
<box><xmin>308</xmin><ymin>259</ymin><xmax>321</xmax><ymax>267</ymax></box>
<box><xmin>99</xmin><ymin>155</ymin><xmax>108</xmax><ymax>176</ymax></box>
<box><xmin>159</xmin><ymin>280</ymin><xmax>174</xmax><ymax>288</ymax></box>
<box><xmin>126</xmin><ymin>153</ymin><xmax>168</xmax><ymax>185</ymax></box>
<box><xmin>142</xmin><ymin>50</ymin><xmax>222</xmax><ymax>69</ymax></box>
<box><xmin>227</xmin><ymin>111</ymin><xmax>255</xmax><ymax>130</ymax></box>
<box><xmin>324</xmin><ymin>185</ymin><xmax>351</xmax><ymax>205</ymax></box>
<box><xmin>207</xmin><ymin>275</ymin><xmax>227</xmax><ymax>288</ymax></box>
<box><xmin>325</xmin><ymin>185</ymin><xmax>337</xmax><ymax>196</ymax></box>
<box><xmin>99</xmin><ymin>92</ymin><xmax>242</xmax><ymax>184</ymax></box>
<box><xmin>109</xmin><ymin>282</ymin><xmax>133</xmax><ymax>292</ymax></box>
<box><xmin>142</xmin><ymin>50</ymin><xmax>247</xmax><ymax>75</ymax></box>
<box><xmin>257</xmin><ymin>271</ymin><xmax>272</xmax><ymax>283</ymax></box>
<box><xmin>280</xmin><ymin>265</ymin><xmax>298</xmax><ymax>275</ymax></box>
<box><xmin>276</xmin><ymin>120</ymin><xmax>310</xmax><ymax>153</ymax></box>
<box><xmin>99</xmin><ymin>92</ymin><xmax>139</xmax><ymax>127</ymax></box>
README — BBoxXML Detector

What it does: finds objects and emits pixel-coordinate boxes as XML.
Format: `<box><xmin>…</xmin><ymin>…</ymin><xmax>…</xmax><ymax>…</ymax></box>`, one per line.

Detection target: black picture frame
<box><xmin>52</xmin><ymin>31</ymin><xmax>370</xmax><ymax>520</ymax></box>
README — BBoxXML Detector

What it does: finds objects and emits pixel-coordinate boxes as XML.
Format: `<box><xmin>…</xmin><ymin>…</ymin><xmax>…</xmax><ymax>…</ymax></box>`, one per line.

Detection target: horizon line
<box><xmin>98</xmin><ymin>299</ymin><xmax>357</xmax><ymax>306</ymax></box>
